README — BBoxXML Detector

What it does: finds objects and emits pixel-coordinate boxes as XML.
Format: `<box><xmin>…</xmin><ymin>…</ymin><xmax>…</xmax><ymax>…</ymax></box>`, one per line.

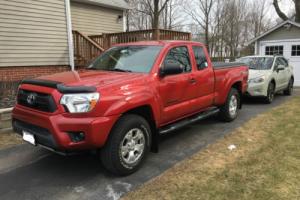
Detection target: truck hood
<box><xmin>35</xmin><ymin>70</ymin><xmax>149</xmax><ymax>88</ymax></box>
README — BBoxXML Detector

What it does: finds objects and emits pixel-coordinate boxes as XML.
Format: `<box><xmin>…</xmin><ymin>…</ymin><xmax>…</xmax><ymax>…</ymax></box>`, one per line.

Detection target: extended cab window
<box><xmin>192</xmin><ymin>46</ymin><xmax>208</xmax><ymax>70</ymax></box>
<box><xmin>164</xmin><ymin>46</ymin><xmax>191</xmax><ymax>73</ymax></box>
<box><xmin>88</xmin><ymin>45</ymin><xmax>162</xmax><ymax>73</ymax></box>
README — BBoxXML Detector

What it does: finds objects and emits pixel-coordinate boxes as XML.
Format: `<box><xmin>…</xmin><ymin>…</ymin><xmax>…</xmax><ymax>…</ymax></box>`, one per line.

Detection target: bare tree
<box><xmin>184</xmin><ymin>0</ymin><xmax>214</xmax><ymax>51</ymax></box>
<box><xmin>139</xmin><ymin>0</ymin><xmax>171</xmax><ymax>29</ymax></box>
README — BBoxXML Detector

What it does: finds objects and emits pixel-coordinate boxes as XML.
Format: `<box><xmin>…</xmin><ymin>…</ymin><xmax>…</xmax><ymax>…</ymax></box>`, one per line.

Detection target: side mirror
<box><xmin>277</xmin><ymin>64</ymin><xmax>285</xmax><ymax>72</ymax></box>
<box><xmin>197</xmin><ymin>61</ymin><xmax>208</xmax><ymax>70</ymax></box>
<box><xmin>160</xmin><ymin>62</ymin><xmax>183</xmax><ymax>77</ymax></box>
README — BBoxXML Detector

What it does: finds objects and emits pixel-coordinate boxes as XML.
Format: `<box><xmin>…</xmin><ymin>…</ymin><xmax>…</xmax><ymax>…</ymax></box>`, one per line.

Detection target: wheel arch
<box><xmin>231</xmin><ymin>81</ymin><xmax>242</xmax><ymax>109</ymax></box>
<box><xmin>270</xmin><ymin>78</ymin><xmax>276</xmax><ymax>87</ymax></box>
<box><xmin>122</xmin><ymin>105</ymin><xmax>159</xmax><ymax>153</ymax></box>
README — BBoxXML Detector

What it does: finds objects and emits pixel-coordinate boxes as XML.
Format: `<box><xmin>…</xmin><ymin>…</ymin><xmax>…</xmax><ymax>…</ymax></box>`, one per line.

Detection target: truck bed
<box><xmin>213</xmin><ymin>62</ymin><xmax>247</xmax><ymax>69</ymax></box>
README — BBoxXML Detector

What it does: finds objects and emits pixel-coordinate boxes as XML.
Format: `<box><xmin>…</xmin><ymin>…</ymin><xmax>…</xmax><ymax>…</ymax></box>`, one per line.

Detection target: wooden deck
<box><xmin>73</xmin><ymin>29</ymin><xmax>191</xmax><ymax>67</ymax></box>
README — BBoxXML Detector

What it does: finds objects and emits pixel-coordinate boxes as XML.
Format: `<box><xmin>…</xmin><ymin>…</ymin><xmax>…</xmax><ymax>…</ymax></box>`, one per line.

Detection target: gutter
<box><xmin>65</xmin><ymin>0</ymin><xmax>75</xmax><ymax>71</ymax></box>
<box><xmin>71</xmin><ymin>0</ymin><xmax>131</xmax><ymax>11</ymax></box>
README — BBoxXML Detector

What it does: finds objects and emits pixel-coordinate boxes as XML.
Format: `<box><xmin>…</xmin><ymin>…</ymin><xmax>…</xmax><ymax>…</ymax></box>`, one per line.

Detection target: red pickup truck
<box><xmin>12</xmin><ymin>41</ymin><xmax>248</xmax><ymax>175</ymax></box>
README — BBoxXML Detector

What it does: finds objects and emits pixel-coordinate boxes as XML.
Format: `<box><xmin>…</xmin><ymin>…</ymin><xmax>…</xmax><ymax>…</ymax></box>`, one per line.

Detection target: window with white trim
<box><xmin>291</xmin><ymin>45</ymin><xmax>300</xmax><ymax>56</ymax></box>
<box><xmin>265</xmin><ymin>46</ymin><xmax>283</xmax><ymax>55</ymax></box>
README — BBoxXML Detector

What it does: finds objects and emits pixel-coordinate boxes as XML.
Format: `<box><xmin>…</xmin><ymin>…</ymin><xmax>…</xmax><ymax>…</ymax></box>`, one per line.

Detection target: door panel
<box><xmin>157</xmin><ymin>46</ymin><xmax>195</xmax><ymax>124</ymax></box>
<box><xmin>276</xmin><ymin>57</ymin><xmax>288</xmax><ymax>89</ymax></box>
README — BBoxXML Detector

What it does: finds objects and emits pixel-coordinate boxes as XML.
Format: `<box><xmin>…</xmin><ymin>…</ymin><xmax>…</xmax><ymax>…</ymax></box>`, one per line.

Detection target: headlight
<box><xmin>249</xmin><ymin>76</ymin><xmax>265</xmax><ymax>84</ymax></box>
<box><xmin>60</xmin><ymin>93</ymin><xmax>100</xmax><ymax>113</ymax></box>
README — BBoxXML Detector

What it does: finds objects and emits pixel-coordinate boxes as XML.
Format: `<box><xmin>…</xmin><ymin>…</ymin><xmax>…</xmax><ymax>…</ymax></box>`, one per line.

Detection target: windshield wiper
<box><xmin>110</xmin><ymin>68</ymin><xmax>132</xmax><ymax>72</ymax></box>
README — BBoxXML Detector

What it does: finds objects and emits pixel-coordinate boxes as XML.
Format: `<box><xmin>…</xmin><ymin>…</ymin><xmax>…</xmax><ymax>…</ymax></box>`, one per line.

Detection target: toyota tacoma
<box><xmin>13</xmin><ymin>41</ymin><xmax>248</xmax><ymax>175</ymax></box>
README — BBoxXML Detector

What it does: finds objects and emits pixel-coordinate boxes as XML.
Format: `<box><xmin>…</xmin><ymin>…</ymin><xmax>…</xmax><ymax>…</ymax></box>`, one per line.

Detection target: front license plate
<box><xmin>22</xmin><ymin>130</ymin><xmax>36</xmax><ymax>145</ymax></box>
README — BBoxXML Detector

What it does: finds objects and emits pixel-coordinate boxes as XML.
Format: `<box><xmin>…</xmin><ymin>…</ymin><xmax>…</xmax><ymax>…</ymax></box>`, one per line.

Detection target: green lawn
<box><xmin>123</xmin><ymin>96</ymin><xmax>300</xmax><ymax>200</ymax></box>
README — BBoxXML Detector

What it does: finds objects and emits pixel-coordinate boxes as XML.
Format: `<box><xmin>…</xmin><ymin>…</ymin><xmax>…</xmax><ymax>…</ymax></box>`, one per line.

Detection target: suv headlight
<box><xmin>249</xmin><ymin>76</ymin><xmax>265</xmax><ymax>84</ymax></box>
<box><xmin>60</xmin><ymin>93</ymin><xmax>100</xmax><ymax>113</ymax></box>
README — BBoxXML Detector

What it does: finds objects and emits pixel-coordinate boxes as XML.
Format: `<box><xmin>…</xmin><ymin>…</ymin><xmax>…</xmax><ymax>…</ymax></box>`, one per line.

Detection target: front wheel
<box><xmin>283</xmin><ymin>78</ymin><xmax>293</xmax><ymax>96</ymax></box>
<box><xmin>100</xmin><ymin>114</ymin><xmax>151</xmax><ymax>176</ymax></box>
<box><xmin>219</xmin><ymin>88</ymin><xmax>240</xmax><ymax>122</ymax></box>
<box><xmin>265</xmin><ymin>82</ymin><xmax>275</xmax><ymax>104</ymax></box>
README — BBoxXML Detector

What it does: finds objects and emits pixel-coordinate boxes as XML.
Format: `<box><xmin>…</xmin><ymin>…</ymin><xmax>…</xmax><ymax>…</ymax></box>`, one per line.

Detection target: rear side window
<box><xmin>164</xmin><ymin>46</ymin><xmax>191</xmax><ymax>73</ymax></box>
<box><xmin>192</xmin><ymin>46</ymin><xmax>208</xmax><ymax>70</ymax></box>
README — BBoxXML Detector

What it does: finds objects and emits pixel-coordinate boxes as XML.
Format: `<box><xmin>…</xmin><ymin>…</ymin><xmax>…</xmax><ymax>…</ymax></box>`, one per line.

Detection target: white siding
<box><xmin>0</xmin><ymin>0</ymin><xmax>69</xmax><ymax>67</ymax></box>
<box><xmin>71</xmin><ymin>2</ymin><xmax>124</xmax><ymax>35</ymax></box>
<box><xmin>259</xmin><ymin>39</ymin><xmax>300</xmax><ymax>86</ymax></box>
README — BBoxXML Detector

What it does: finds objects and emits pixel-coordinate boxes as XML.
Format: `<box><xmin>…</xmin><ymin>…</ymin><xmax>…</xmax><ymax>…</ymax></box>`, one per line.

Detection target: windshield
<box><xmin>237</xmin><ymin>57</ymin><xmax>274</xmax><ymax>70</ymax></box>
<box><xmin>87</xmin><ymin>45</ymin><xmax>163</xmax><ymax>73</ymax></box>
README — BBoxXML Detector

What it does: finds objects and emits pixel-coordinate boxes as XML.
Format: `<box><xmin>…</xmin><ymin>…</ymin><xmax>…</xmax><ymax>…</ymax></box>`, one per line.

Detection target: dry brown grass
<box><xmin>123</xmin><ymin>96</ymin><xmax>300</xmax><ymax>200</ymax></box>
<box><xmin>0</xmin><ymin>131</ymin><xmax>23</xmax><ymax>150</ymax></box>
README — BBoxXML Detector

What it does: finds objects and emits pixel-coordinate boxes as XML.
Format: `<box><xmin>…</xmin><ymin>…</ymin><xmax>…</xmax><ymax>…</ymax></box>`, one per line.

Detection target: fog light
<box><xmin>68</xmin><ymin>132</ymin><xmax>85</xmax><ymax>142</ymax></box>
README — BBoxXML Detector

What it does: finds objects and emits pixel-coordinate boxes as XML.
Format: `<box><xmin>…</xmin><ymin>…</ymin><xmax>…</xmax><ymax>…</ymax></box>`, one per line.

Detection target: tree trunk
<box><xmin>205</xmin><ymin>20</ymin><xmax>210</xmax><ymax>53</ymax></box>
<box><xmin>153</xmin><ymin>0</ymin><xmax>160</xmax><ymax>29</ymax></box>
<box><xmin>296</xmin><ymin>0</ymin><xmax>300</xmax><ymax>23</ymax></box>
<box><xmin>126</xmin><ymin>10</ymin><xmax>130</xmax><ymax>32</ymax></box>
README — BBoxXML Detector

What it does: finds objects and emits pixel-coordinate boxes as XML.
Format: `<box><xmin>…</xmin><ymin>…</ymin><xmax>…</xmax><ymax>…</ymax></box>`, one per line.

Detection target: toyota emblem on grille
<box><xmin>27</xmin><ymin>93</ymin><xmax>37</xmax><ymax>105</ymax></box>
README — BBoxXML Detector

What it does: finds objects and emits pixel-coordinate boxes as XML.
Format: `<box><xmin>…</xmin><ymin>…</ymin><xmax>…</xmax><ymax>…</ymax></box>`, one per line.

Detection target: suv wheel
<box><xmin>265</xmin><ymin>82</ymin><xmax>275</xmax><ymax>104</ymax></box>
<box><xmin>283</xmin><ymin>78</ymin><xmax>293</xmax><ymax>96</ymax></box>
<box><xmin>100</xmin><ymin>114</ymin><xmax>151</xmax><ymax>176</ymax></box>
<box><xmin>219</xmin><ymin>88</ymin><xmax>240</xmax><ymax>122</ymax></box>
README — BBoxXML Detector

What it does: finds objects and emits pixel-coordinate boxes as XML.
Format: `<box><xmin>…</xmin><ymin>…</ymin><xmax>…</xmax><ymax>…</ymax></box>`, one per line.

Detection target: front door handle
<box><xmin>189</xmin><ymin>78</ymin><xmax>197</xmax><ymax>84</ymax></box>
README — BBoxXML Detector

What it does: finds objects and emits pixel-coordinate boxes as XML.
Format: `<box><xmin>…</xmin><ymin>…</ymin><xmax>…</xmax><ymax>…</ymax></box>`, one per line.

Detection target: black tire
<box><xmin>283</xmin><ymin>78</ymin><xmax>293</xmax><ymax>96</ymax></box>
<box><xmin>219</xmin><ymin>88</ymin><xmax>240</xmax><ymax>122</ymax></box>
<box><xmin>265</xmin><ymin>82</ymin><xmax>275</xmax><ymax>104</ymax></box>
<box><xmin>100</xmin><ymin>114</ymin><xmax>151</xmax><ymax>176</ymax></box>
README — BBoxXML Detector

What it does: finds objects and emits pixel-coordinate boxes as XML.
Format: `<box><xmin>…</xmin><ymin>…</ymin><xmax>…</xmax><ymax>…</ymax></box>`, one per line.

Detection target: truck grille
<box><xmin>17</xmin><ymin>89</ymin><xmax>57</xmax><ymax>112</ymax></box>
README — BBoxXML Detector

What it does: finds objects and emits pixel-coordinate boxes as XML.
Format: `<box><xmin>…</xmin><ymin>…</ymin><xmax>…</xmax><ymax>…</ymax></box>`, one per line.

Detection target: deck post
<box><xmin>153</xmin><ymin>29</ymin><xmax>160</xmax><ymax>40</ymax></box>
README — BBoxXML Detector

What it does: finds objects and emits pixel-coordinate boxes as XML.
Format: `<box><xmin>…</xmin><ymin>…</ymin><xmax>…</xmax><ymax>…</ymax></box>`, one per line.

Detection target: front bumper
<box><xmin>12</xmin><ymin>105</ymin><xmax>120</xmax><ymax>151</ymax></box>
<box><xmin>246</xmin><ymin>82</ymin><xmax>268</xmax><ymax>97</ymax></box>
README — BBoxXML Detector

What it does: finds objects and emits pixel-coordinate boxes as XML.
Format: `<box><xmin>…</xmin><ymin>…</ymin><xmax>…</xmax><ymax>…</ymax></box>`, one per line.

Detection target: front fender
<box><xmin>103</xmin><ymin>91</ymin><xmax>161</xmax><ymax>126</ymax></box>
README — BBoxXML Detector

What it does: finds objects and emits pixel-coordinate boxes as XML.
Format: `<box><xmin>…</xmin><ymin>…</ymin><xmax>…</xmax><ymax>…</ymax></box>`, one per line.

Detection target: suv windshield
<box><xmin>237</xmin><ymin>57</ymin><xmax>274</xmax><ymax>70</ymax></box>
<box><xmin>88</xmin><ymin>45</ymin><xmax>163</xmax><ymax>73</ymax></box>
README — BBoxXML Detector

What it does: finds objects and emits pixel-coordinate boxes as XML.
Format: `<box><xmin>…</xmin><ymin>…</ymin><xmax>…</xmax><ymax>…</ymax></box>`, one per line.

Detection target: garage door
<box><xmin>260</xmin><ymin>39</ymin><xmax>300</xmax><ymax>86</ymax></box>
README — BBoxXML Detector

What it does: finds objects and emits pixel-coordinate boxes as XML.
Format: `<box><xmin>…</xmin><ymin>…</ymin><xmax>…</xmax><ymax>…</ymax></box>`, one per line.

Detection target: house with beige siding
<box><xmin>0</xmin><ymin>0</ymin><xmax>129</xmax><ymax>82</ymax></box>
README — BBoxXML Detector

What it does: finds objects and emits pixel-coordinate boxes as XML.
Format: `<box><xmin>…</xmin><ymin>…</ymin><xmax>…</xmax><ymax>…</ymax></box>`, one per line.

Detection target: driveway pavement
<box><xmin>0</xmin><ymin>91</ymin><xmax>298</xmax><ymax>200</ymax></box>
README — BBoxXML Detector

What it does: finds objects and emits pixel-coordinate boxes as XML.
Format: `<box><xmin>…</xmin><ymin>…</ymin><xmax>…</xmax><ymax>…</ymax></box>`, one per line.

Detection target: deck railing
<box><xmin>72</xmin><ymin>30</ymin><xmax>104</xmax><ymax>67</ymax></box>
<box><xmin>89</xmin><ymin>29</ymin><xmax>192</xmax><ymax>49</ymax></box>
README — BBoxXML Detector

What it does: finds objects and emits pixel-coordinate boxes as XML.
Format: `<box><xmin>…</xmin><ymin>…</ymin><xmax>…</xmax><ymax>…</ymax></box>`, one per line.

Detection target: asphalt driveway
<box><xmin>0</xmin><ymin>92</ymin><xmax>297</xmax><ymax>200</ymax></box>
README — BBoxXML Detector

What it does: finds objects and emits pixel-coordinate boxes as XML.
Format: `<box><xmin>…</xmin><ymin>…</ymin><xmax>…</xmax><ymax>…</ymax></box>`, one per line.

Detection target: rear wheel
<box><xmin>100</xmin><ymin>114</ymin><xmax>151</xmax><ymax>176</ymax></box>
<box><xmin>283</xmin><ymin>78</ymin><xmax>293</xmax><ymax>96</ymax></box>
<box><xmin>219</xmin><ymin>88</ymin><xmax>240</xmax><ymax>122</ymax></box>
<box><xmin>265</xmin><ymin>82</ymin><xmax>275</xmax><ymax>104</ymax></box>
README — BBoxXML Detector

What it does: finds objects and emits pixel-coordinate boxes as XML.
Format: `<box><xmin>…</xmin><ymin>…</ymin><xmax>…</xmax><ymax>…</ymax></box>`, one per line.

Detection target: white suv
<box><xmin>237</xmin><ymin>56</ymin><xmax>294</xmax><ymax>103</ymax></box>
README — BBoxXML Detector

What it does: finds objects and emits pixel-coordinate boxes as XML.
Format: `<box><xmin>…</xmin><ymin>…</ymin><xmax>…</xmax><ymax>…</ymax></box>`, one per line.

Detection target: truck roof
<box><xmin>113</xmin><ymin>40</ymin><xmax>204</xmax><ymax>47</ymax></box>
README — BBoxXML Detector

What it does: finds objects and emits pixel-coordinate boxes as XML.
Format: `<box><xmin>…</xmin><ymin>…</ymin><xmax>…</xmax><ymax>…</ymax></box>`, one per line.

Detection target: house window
<box><xmin>291</xmin><ymin>45</ymin><xmax>300</xmax><ymax>56</ymax></box>
<box><xmin>265</xmin><ymin>46</ymin><xmax>283</xmax><ymax>55</ymax></box>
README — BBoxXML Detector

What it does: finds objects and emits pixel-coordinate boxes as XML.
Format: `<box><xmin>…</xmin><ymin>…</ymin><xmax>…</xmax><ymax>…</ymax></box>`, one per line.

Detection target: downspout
<box><xmin>65</xmin><ymin>0</ymin><xmax>75</xmax><ymax>71</ymax></box>
<box><xmin>254</xmin><ymin>41</ymin><xmax>258</xmax><ymax>55</ymax></box>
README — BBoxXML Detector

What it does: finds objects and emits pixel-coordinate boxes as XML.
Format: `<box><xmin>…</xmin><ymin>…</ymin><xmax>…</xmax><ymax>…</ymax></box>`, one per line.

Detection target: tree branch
<box><xmin>273</xmin><ymin>0</ymin><xmax>289</xmax><ymax>21</ymax></box>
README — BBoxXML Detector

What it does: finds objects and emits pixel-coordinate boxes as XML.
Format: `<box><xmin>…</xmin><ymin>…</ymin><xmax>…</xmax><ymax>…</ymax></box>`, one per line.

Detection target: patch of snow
<box><xmin>228</xmin><ymin>144</ymin><xmax>237</xmax><ymax>151</ymax></box>
<box><xmin>74</xmin><ymin>186</ymin><xmax>85</xmax><ymax>193</ymax></box>
<box><xmin>105</xmin><ymin>181</ymin><xmax>133</xmax><ymax>200</ymax></box>
<box><xmin>106</xmin><ymin>184</ymin><xmax>122</xmax><ymax>200</ymax></box>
